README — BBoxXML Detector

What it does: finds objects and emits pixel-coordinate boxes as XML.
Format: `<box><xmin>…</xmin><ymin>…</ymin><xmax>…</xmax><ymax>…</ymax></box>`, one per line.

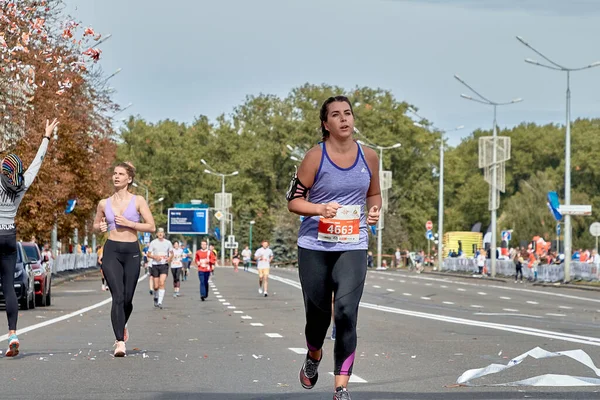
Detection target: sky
<box><xmin>64</xmin><ymin>0</ymin><xmax>600</xmax><ymax>145</ymax></box>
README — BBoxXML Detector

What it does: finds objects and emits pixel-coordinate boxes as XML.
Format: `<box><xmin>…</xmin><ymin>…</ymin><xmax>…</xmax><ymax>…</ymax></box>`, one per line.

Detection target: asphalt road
<box><xmin>1</xmin><ymin>267</ymin><xmax>600</xmax><ymax>400</ymax></box>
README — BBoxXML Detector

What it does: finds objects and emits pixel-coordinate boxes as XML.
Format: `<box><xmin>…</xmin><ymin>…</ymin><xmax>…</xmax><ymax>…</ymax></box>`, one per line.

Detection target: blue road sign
<box><xmin>557</xmin><ymin>223</ymin><xmax>561</xmax><ymax>236</ymax></box>
<box><xmin>501</xmin><ymin>231</ymin><xmax>511</xmax><ymax>242</ymax></box>
<box><xmin>167</xmin><ymin>208</ymin><xmax>209</xmax><ymax>235</ymax></box>
<box><xmin>143</xmin><ymin>232</ymin><xmax>151</xmax><ymax>244</ymax></box>
<box><xmin>426</xmin><ymin>230</ymin><xmax>434</xmax><ymax>240</ymax></box>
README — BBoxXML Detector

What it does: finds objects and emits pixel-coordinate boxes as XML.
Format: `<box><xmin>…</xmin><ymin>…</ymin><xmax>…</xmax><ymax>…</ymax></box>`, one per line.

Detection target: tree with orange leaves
<box><xmin>1</xmin><ymin>0</ymin><xmax>119</xmax><ymax>244</ymax></box>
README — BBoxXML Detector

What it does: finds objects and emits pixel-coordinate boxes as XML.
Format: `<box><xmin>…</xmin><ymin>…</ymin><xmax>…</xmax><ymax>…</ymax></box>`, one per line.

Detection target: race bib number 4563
<box><xmin>318</xmin><ymin>205</ymin><xmax>360</xmax><ymax>243</ymax></box>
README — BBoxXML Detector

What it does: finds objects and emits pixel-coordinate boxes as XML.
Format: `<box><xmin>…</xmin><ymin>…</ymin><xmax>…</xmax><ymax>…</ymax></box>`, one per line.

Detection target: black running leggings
<box><xmin>298</xmin><ymin>247</ymin><xmax>367</xmax><ymax>376</ymax></box>
<box><xmin>102</xmin><ymin>240</ymin><xmax>141</xmax><ymax>341</ymax></box>
<box><xmin>0</xmin><ymin>234</ymin><xmax>18</xmax><ymax>331</ymax></box>
<box><xmin>171</xmin><ymin>267</ymin><xmax>182</xmax><ymax>288</ymax></box>
<box><xmin>515</xmin><ymin>264</ymin><xmax>523</xmax><ymax>280</ymax></box>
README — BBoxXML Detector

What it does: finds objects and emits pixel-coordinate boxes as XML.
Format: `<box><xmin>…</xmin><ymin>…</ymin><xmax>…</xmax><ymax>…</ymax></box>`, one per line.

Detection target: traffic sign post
<box><xmin>590</xmin><ymin>222</ymin><xmax>600</xmax><ymax>252</ymax></box>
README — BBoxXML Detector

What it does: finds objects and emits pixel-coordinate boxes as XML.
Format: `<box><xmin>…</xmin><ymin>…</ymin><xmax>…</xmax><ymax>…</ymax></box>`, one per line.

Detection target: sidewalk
<box><xmin>52</xmin><ymin>267</ymin><xmax>101</xmax><ymax>286</ymax></box>
<box><xmin>415</xmin><ymin>267</ymin><xmax>600</xmax><ymax>292</ymax></box>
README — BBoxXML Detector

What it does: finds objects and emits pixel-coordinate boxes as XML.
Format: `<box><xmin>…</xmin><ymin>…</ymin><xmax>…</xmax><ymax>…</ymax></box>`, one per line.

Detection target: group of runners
<box><xmin>1</xmin><ymin>96</ymin><xmax>379</xmax><ymax>399</ymax></box>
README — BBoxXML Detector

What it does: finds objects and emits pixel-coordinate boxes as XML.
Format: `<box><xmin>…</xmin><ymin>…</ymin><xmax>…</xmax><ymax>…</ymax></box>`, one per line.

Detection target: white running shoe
<box><xmin>258</xmin><ymin>287</ymin><xmax>263</xmax><ymax>295</ymax></box>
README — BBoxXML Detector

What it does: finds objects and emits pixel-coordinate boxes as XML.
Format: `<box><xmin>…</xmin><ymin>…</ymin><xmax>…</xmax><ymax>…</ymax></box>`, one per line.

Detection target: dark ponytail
<box><xmin>319</xmin><ymin>96</ymin><xmax>354</xmax><ymax>141</ymax></box>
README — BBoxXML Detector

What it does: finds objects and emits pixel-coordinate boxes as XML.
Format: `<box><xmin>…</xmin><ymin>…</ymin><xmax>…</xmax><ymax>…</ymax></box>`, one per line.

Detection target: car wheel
<box><xmin>29</xmin><ymin>290</ymin><xmax>35</xmax><ymax>309</ymax></box>
<box><xmin>46</xmin><ymin>287</ymin><xmax>51</xmax><ymax>306</ymax></box>
<box><xmin>20</xmin><ymin>294</ymin><xmax>29</xmax><ymax>310</ymax></box>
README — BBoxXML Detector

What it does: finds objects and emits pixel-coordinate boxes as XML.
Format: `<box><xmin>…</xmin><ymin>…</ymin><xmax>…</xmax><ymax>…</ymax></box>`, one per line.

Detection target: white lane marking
<box><xmin>443</xmin><ymin>301</ymin><xmax>455</xmax><ymax>305</ymax></box>
<box><xmin>399</xmin><ymin>280</ymin><xmax>406</xmax><ymax>283</ymax></box>
<box><xmin>251</xmin><ymin>323</ymin><xmax>264</xmax><ymax>327</ymax></box>
<box><xmin>477</xmin><ymin>292</ymin><xmax>487</xmax><ymax>296</ymax></box>
<box><xmin>388</xmin><ymin>278</ymin><xmax>395</xmax><ymax>281</ymax></box>
<box><xmin>370</xmin><ymin>270</ymin><xmax>600</xmax><ymax>305</ymax></box>
<box><xmin>421</xmin><ymin>297</ymin><xmax>431</xmax><ymax>300</ymax></box>
<box><xmin>216</xmin><ymin>295</ymin><xmax>223</xmax><ymax>298</ymax></box>
<box><xmin>62</xmin><ymin>290</ymin><xmax>95</xmax><ymax>293</ymax></box>
<box><xmin>0</xmin><ymin>274</ymin><xmax>148</xmax><ymax>342</ymax></box>
<box><xmin>264</xmin><ymin>272</ymin><xmax>600</xmax><ymax>347</ymax></box>
<box><xmin>403</xmin><ymin>293</ymin><xmax>412</xmax><ymax>296</ymax></box>
<box><xmin>470</xmin><ymin>305</ymin><xmax>484</xmax><ymax>308</ymax></box>
<box><xmin>373</xmin><ymin>285</ymin><xmax>381</xmax><ymax>289</ymax></box>
<box><xmin>526</xmin><ymin>301</ymin><xmax>539</xmax><ymax>305</ymax></box>
<box><xmin>546</xmin><ymin>313</ymin><xmax>567</xmax><ymax>317</ymax></box>
<box><xmin>228</xmin><ymin>306</ymin><xmax>236</xmax><ymax>309</ymax></box>
<box><xmin>474</xmin><ymin>313</ymin><xmax>542</xmax><ymax>319</ymax></box>
<box><xmin>440</xmin><ymin>285</ymin><xmax>448</xmax><ymax>289</ymax></box>
<box><xmin>289</xmin><ymin>348</ymin><xmax>306</xmax><ymax>355</ymax></box>
<box><xmin>219</xmin><ymin>299</ymin><xmax>226</xmax><ymax>302</ymax></box>
<box><xmin>457</xmin><ymin>288</ymin><xmax>466</xmax><ymax>292</ymax></box>
<box><xmin>214</xmin><ymin>292</ymin><xmax>220</xmax><ymax>295</ymax></box>
<box><xmin>328</xmin><ymin>372</ymin><xmax>367</xmax><ymax>383</ymax></box>
<box><xmin>234</xmin><ymin>311</ymin><xmax>243</xmax><ymax>314</ymax></box>
<box><xmin>559</xmin><ymin>306</ymin><xmax>573</xmax><ymax>310</ymax></box>
<box><xmin>425</xmin><ymin>283</ymin><xmax>433</xmax><ymax>286</ymax></box>
<box><xmin>386</xmin><ymin>289</ymin><xmax>395</xmax><ymax>292</ymax></box>
<box><xmin>265</xmin><ymin>333</ymin><xmax>283</xmax><ymax>338</ymax></box>
<box><xmin>503</xmin><ymin>308</ymin><xmax>519</xmax><ymax>312</ymax></box>
<box><xmin>500</xmin><ymin>296</ymin><xmax>511</xmax><ymax>300</ymax></box>
<box><xmin>223</xmin><ymin>302</ymin><xmax>231</xmax><ymax>305</ymax></box>
<box><xmin>242</xmin><ymin>315</ymin><xmax>253</xmax><ymax>320</ymax></box>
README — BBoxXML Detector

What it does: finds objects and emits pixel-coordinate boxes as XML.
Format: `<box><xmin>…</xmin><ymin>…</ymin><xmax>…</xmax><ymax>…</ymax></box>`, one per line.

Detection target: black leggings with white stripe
<box><xmin>298</xmin><ymin>247</ymin><xmax>367</xmax><ymax>376</ymax></box>
<box><xmin>102</xmin><ymin>240</ymin><xmax>140</xmax><ymax>341</ymax></box>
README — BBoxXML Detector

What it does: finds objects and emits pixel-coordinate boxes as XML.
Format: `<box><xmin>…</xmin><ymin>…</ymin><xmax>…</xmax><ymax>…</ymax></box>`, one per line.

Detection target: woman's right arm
<box><xmin>287</xmin><ymin>147</ymin><xmax>340</xmax><ymax>218</ymax></box>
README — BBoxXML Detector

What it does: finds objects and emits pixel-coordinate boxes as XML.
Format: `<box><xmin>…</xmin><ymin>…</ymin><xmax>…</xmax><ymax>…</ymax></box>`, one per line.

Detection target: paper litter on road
<box><xmin>457</xmin><ymin>347</ymin><xmax>600</xmax><ymax>386</ymax></box>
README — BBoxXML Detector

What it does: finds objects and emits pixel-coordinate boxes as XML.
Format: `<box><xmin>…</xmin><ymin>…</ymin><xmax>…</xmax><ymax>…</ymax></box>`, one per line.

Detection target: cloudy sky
<box><xmin>65</xmin><ymin>0</ymin><xmax>600</xmax><ymax>145</ymax></box>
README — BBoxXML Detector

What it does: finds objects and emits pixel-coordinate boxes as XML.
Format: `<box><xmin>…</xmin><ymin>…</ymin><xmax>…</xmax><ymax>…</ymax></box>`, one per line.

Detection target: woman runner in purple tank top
<box><xmin>287</xmin><ymin>96</ymin><xmax>381</xmax><ymax>400</ymax></box>
<box><xmin>93</xmin><ymin>162</ymin><xmax>155</xmax><ymax>357</ymax></box>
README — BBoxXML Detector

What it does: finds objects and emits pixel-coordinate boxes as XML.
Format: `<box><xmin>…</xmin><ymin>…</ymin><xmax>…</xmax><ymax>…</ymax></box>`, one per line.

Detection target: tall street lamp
<box><xmin>356</xmin><ymin>140</ymin><xmax>401</xmax><ymax>270</ymax></box>
<box><xmin>409</xmin><ymin>108</ymin><xmax>463</xmax><ymax>270</ymax></box>
<box><xmin>516</xmin><ymin>36</ymin><xmax>600</xmax><ymax>282</ymax></box>
<box><xmin>249</xmin><ymin>220</ymin><xmax>256</xmax><ymax>255</ymax></box>
<box><xmin>202</xmin><ymin>159</ymin><xmax>238</xmax><ymax>266</ymax></box>
<box><xmin>132</xmin><ymin>181</ymin><xmax>148</xmax><ymax>202</ymax></box>
<box><xmin>454</xmin><ymin>74</ymin><xmax>522</xmax><ymax>278</ymax></box>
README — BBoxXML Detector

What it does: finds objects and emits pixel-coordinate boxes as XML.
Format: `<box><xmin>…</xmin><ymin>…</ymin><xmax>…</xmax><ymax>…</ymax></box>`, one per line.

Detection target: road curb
<box><xmin>52</xmin><ymin>267</ymin><xmax>101</xmax><ymax>286</ymax></box>
<box><xmin>532</xmin><ymin>282</ymin><xmax>600</xmax><ymax>292</ymax></box>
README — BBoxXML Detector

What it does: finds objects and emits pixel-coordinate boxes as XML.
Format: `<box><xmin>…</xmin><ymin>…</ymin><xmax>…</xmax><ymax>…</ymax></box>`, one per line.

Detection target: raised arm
<box><xmin>24</xmin><ymin>119</ymin><xmax>59</xmax><ymax>189</ymax></box>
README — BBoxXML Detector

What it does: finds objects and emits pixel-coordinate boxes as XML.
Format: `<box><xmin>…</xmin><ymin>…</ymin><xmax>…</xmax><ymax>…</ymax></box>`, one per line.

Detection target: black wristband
<box><xmin>42</xmin><ymin>136</ymin><xmax>50</xmax><ymax>141</ymax></box>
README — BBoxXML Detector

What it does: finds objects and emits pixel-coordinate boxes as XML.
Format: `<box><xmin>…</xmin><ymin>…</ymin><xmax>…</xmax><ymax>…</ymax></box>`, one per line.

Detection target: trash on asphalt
<box><xmin>456</xmin><ymin>347</ymin><xmax>600</xmax><ymax>386</ymax></box>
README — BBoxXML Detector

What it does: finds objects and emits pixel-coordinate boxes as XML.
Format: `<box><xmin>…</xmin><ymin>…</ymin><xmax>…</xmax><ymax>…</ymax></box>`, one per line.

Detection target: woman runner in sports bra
<box><xmin>287</xmin><ymin>96</ymin><xmax>381</xmax><ymax>400</ymax></box>
<box><xmin>0</xmin><ymin>118</ymin><xmax>59</xmax><ymax>357</ymax></box>
<box><xmin>93</xmin><ymin>162</ymin><xmax>155</xmax><ymax>357</ymax></box>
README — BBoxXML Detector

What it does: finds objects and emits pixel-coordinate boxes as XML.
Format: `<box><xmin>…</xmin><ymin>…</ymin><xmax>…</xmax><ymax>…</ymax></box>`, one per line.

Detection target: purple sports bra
<box><xmin>105</xmin><ymin>196</ymin><xmax>140</xmax><ymax>231</ymax></box>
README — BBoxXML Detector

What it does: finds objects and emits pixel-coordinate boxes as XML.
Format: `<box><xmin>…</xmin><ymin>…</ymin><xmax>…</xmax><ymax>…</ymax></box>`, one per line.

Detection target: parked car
<box><xmin>0</xmin><ymin>242</ymin><xmax>35</xmax><ymax>310</ymax></box>
<box><xmin>21</xmin><ymin>242</ymin><xmax>51</xmax><ymax>307</ymax></box>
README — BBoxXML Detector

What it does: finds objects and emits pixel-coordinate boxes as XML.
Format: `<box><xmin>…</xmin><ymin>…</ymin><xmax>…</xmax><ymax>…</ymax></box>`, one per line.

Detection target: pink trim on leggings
<box><xmin>340</xmin><ymin>351</ymin><xmax>355</xmax><ymax>375</ymax></box>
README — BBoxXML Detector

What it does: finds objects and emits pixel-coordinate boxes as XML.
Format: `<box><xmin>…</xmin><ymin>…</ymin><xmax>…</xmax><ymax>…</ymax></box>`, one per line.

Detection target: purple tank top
<box><xmin>105</xmin><ymin>196</ymin><xmax>140</xmax><ymax>231</ymax></box>
<box><xmin>298</xmin><ymin>141</ymin><xmax>371</xmax><ymax>251</ymax></box>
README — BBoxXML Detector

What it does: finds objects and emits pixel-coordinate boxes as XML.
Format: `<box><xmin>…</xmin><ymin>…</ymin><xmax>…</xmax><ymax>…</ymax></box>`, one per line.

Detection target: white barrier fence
<box><xmin>442</xmin><ymin>258</ymin><xmax>599</xmax><ymax>283</ymax></box>
<box><xmin>50</xmin><ymin>253</ymin><xmax>98</xmax><ymax>274</ymax></box>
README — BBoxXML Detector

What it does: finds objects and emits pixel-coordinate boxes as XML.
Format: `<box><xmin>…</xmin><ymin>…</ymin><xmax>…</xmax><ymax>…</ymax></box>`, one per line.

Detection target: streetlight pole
<box><xmin>454</xmin><ymin>74</ymin><xmax>522</xmax><ymax>278</ymax></box>
<box><xmin>202</xmin><ymin>159</ymin><xmax>238</xmax><ymax>267</ymax></box>
<box><xmin>132</xmin><ymin>181</ymin><xmax>149</xmax><ymax>202</ymax></box>
<box><xmin>249</xmin><ymin>220</ymin><xmax>255</xmax><ymax>254</ymax></box>
<box><xmin>357</xmin><ymin>140</ymin><xmax>401</xmax><ymax>270</ymax></box>
<box><xmin>516</xmin><ymin>36</ymin><xmax>600</xmax><ymax>282</ymax></box>
<box><xmin>410</xmin><ymin>109</ymin><xmax>463</xmax><ymax>271</ymax></box>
